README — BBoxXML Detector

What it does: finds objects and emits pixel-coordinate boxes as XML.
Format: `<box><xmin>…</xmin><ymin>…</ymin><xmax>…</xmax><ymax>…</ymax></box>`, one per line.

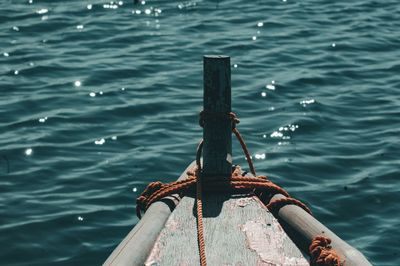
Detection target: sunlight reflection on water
<box><xmin>25</xmin><ymin>148</ymin><xmax>33</xmax><ymax>156</ymax></box>
<box><xmin>1</xmin><ymin>1</ymin><xmax>398</xmax><ymax>265</ymax></box>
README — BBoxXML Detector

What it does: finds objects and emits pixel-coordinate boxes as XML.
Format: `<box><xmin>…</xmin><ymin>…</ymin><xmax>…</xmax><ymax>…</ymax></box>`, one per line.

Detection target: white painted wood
<box><xmin>145</xmin><ymin>193</ymin><xmax>308</xmax><ymax>266</ymax></box>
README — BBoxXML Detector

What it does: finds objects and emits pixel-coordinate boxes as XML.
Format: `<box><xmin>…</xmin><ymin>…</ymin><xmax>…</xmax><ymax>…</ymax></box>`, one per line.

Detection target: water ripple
<box><xmin>1</xmin><ymin>0</ymin><xmax>399</xmax><ymax>265</ymax></box>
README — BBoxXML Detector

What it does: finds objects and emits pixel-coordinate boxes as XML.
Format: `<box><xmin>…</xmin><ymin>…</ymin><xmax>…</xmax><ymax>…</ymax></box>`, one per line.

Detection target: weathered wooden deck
<box><xmin>145</xmin><ymin>192</ymin><xmax>308</xmax><ymax>265</ymax></box>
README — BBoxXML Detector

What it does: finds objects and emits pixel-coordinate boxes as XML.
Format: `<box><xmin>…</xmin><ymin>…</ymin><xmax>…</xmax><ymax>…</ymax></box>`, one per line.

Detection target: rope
<box><xmin>233</xmin><ymin>128</ymin><xmax>256</xmax><ymax>176</ymax></box>
<box><xmin>136</xmin><ymin>111</ymin><xmax>340</xmax><ymax>266</ymax></box>
<box><xmin>309</xmin><ymin>236</ymin><xmax>341</xmax><ymax>266</ymax></box>
<box><xmin>267</xmin><ymin>197</ymin><xmax>312</xmax><ymax>215</ymax></box>
<box><xmin>195</xmin><ymin>168</ymin><xmax>207</xmax><ymax>266</ymax></box>
<box><xmin>199</xmin><ymin>111</ymin><xmax>256</xmax><ymax>176</ymax></box>
<box><xmin>194</xmin><ymin>140</ymin><xmax>207</xmax><ymax>265</ymax></box>
<box><xmin>136</xmin><ymin>171</ymin><xmax>296</xmax><ymax>217</ymax></box>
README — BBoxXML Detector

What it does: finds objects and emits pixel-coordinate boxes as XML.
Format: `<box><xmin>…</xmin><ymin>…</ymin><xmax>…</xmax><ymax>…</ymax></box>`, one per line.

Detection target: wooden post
<box><xmin>202</xmin><ymin>55</ymin><xmax>232</xmax><ymax>180</ymax></box>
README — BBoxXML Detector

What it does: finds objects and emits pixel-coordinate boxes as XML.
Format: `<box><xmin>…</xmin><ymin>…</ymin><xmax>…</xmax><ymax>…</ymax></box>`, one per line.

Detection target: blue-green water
<box><xmin>1</xmin><ymin>0</ymin><xmax>399</xmax><ymax>265</ymax></box>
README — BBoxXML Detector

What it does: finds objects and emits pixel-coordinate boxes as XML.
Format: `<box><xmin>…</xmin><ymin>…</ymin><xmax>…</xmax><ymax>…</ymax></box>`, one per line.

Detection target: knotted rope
<box><xmin>310</xmin><ymin>236</ymin><xmax>342</xmax><ymax>266</ymax></box>
<box><xmin>136</xmin><ymin>111</ymin><xmax>340</xmax><ymax>266</ymax></box>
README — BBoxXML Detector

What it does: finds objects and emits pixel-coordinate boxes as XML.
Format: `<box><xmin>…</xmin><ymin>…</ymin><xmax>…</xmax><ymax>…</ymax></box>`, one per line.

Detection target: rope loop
<box><xmin>198</xmin><ymin>111</ymin><xmax>255</xmax><ymax>176</ymax></box>
<box><xmin>267</xmin><ymin>197</ymin><xmax>312</xmax><ymax>216</ymax></box>
<box><xmin>136</xmin><ymin>181</ymin><xmax>163</xmax><ymax>218</ymax></box>
<box><xmin>309</xmin><ymin>236</ymin><xmax>341</xmax><ymax>266</ymax></box>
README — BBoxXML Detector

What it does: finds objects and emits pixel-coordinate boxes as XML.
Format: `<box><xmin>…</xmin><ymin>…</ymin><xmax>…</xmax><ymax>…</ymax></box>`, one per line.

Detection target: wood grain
<box><xmin>145</xmin><ymin>193</ymin><xmax>308</xmax><ymax>266</ymax></box>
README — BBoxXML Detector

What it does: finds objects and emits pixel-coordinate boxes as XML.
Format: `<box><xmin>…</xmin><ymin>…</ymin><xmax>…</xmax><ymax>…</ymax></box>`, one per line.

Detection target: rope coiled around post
<box><xmin>136</xmin><ymin>111</ymin><xmax>341</xmax><ymax>266</ymax></box>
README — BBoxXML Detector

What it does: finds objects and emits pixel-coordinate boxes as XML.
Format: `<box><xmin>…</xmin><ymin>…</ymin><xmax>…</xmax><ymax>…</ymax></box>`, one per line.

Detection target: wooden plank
<box><xmin>202</xmin><ymin>55</ymin><xmax>232</xmax><ymax>180</ymax></box>
<box><xmin>103</xmin><ymin>162</ymin><xmax>196</xmax><ymax>266</ymax></box>
<box><xmin>145</xmin><ymin>193</ymin><xmax>308</xmax><ymax>265</ymax></box>
<box><xmin>270</xmin><ymin>194</ymin><xmax>372</xmax><ymax>266</ymax></box>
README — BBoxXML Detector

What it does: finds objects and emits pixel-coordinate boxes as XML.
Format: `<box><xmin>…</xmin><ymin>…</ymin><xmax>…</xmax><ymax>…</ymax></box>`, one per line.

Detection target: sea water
<box><xmin>0</xmin><ymin>0</ymin><xmax>399</xmax><ymax>265</ymax></box>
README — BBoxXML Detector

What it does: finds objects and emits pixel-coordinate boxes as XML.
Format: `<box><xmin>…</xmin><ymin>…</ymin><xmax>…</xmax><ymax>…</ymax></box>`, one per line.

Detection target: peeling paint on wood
<box><xmin>235</xmin><ymin>197</ymin><xmax>253</xmax><ymax>208</ymax></box>
<box><xmin>145</xmin><ymin>194</ymin><xmax>308</xmax><ymax>265</ymax></box>
<box><xmin>242</xmin><ymin>220</ymin><xmax>308</xmax><ymax>266</ymax></box>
